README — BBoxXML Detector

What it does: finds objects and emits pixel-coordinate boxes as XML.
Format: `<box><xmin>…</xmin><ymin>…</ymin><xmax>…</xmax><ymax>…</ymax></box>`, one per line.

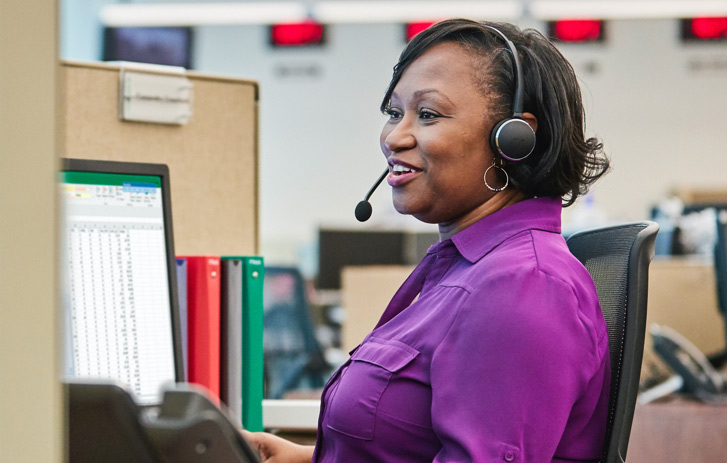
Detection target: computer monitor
<box><xmin>59</xmin><ymin>158</ymin><xmax>183</xmax><ymax>404</ymax></box>
<box><xmin>103</xmin><ymin>27</ymin><xmax>193</xmax><ymax>69</ymax></box>
<box><xmin>316</xmin><ymin>229</ymin><xmax>439</xmax><ymax>290</ymax></box>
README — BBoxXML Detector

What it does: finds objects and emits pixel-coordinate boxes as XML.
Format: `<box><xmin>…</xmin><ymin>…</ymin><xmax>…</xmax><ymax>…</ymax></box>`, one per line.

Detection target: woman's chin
<box><xmin>392</xmin><ymin>204</ymin><xmax>436</xmax><ymax>224</ymax></box>
<box><xmin>393</xmin><ymin>201</ymin><xmax>417</xmax><ymax>217</ymax></box>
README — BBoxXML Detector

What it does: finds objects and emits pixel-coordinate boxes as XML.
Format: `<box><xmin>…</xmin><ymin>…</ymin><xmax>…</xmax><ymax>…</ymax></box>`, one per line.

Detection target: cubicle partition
<box><xmin>61</xmin><ymin>60</ymin><xmax>259</xmax><ymax>256</ymax></box>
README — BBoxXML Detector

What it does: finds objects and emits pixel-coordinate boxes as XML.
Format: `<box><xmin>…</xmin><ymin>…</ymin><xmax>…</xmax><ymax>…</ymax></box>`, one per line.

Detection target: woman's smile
<box><xmin>387</xmin><ymin>159</ymin><xmax>423</xmax><ymax>186</ymax></box>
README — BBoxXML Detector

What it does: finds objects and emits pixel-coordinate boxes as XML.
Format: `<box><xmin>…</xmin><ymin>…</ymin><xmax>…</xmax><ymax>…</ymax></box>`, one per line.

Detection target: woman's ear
<box><xmin>522</xmin><ymin>112</ymin><xmax>538</xmax><ymax>133</ymax></box>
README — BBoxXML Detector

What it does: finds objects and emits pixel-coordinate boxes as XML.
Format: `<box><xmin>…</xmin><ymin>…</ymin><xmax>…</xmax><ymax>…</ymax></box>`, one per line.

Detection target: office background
<box><xmin>2</xmin><ymin>1</ymin><xmax>727</xmax><ymax>461</ymax></box>
<box><xmin>61</xmin><ymin>0</ymin><xmax>727</xmax><ymax>267</ymax></box>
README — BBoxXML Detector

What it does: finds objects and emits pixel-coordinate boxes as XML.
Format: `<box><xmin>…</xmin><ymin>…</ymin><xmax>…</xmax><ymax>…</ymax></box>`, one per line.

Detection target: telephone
<box><xmin>66</xmin><ymin>381</ymin><xmax>261</xmax><ymax>463</ymax></box>
<box><xmin>645</xmin><ymin>324</ymin><xmax>727</xmax><ymax>404</ymax></box>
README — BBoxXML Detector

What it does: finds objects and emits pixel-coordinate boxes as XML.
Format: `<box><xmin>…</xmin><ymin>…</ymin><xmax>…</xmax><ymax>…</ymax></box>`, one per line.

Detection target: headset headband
<box><xmin>484</xmin><ymin>25</ymin><xmax>536</xmax><ymax>162</ymax></box>
<box><xmin>484</xmin><ymin>25</ymin><xmax>524</xmax><ymax>117</ymax></box>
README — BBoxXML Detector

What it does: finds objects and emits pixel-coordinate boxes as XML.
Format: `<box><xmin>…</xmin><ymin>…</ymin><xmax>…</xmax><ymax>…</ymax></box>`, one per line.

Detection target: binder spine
<box><xmin>175</xmin><ymin>258</ymin><xmax>188</xmax><ymax>382</ymax></box>
<box><xmin>241</xmin><ymin>256</ymin><xmax>265</xmax><ymax>432</ymax></box>
<box><xmin>220</xmin><ymin>258</ymin><xmax>244</xmax><ymax>427</ymax></box>
<box><xmin>181</xmin><ymin>256</ymin><xmax>221</xmax><ymax>399</ymax></box>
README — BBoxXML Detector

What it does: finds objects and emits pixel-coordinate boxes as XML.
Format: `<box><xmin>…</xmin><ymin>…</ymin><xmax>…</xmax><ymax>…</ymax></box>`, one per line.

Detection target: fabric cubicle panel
<box><xmin>341</xmin><ymin>265</ymin><xmax>414</xmax><ymax>353</ymax></box>
<box><xmin>643</xmin><ymin>256</ymin><xmax>725</xmax><ymax>377</ymax></box>
<box><xmin>60</xmin><ymin>61</ymin><xmax>259</xmax><ymax>256</ymax></box>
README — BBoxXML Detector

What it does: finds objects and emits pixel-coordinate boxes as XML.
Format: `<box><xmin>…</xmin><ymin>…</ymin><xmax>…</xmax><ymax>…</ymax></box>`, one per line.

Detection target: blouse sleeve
<box><xmin>430</xmin><ymin>267</ymin><xmax>605</xmax><ymax>463</ymax></box>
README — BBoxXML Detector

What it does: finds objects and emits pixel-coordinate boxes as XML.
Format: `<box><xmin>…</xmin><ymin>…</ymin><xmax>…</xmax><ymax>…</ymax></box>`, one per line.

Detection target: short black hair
<box><xmin>381</xmin><ymin>19</ymin><xmax>609</xmax><ymax>206</ymax></box>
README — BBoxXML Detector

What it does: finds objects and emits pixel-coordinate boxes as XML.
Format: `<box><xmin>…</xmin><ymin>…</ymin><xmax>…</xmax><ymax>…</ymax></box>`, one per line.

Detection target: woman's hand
<box><xmin>242</xmin><ymin>430</ymin><xmax>315</xmax><ymax>463</ymax></box>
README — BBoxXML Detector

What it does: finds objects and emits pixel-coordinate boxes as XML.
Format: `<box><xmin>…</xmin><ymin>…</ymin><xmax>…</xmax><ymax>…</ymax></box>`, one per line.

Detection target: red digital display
<box><xmin>271</xmin><ymin>21</ymin><xmax>325</xmax><ymax>47</ymax></box>
<box><xmin>683</xmin><ymin>17</ymin><xmax>727</xmax><ymax>41</ymax></box>
<box><xmin>549</xmin><ymin>20</ymin><xmax>603</xmax><ymax>43</ymax></box>
<box><xmin>406</xmin><ymin>21</ymin><xmax>437</xmax><ymax>42</ymax></box>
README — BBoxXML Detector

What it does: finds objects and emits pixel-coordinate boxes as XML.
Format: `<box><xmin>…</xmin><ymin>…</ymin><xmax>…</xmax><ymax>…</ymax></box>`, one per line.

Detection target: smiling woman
<box><xmin>380</xmin><ymin>41</ymin><xmax>518</xmax><ymax>230</ymax></box>
<box><xmin>247</xmin><ymin>19</ymin><xmax>612</xmax><ymax>463</ymax></box>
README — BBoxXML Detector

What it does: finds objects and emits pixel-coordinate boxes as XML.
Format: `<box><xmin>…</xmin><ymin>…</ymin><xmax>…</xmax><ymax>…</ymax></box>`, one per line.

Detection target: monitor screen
<box><xmin>59</xmin><ymin>159</ymin><xmax>182</xmax><ymax>404</ymax></box>
<box><xmin>103</xmin><ymin>27</ymin><xmax>193</xmax><ymax>69</ymax></box>
<box><xmin>316</xmin><ymin>229</ymin><xmax>439</xmax><ymax>290</ymax></box>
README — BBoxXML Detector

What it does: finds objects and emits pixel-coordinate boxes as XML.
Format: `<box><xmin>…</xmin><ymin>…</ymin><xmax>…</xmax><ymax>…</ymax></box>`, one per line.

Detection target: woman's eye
<box><xmin>385</xmin><ymin>108</ymin><xmax>403</xmax><ymax>120</ymax></box>
<box><xmin>419</xmin><ymin>109</ymin><xmax>439</xmax><ymax>120</ymax></box>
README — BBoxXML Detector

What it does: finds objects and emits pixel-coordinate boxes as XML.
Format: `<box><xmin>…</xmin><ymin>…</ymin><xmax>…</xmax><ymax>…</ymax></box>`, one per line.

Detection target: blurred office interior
<box><xmin>62</xmin><ymin>1</ymin><xmax>727</xmax><ymax>262</ymax></box>
<box><xmin>59</xmin><ymin>0</ymin><xmax>727</xmax><ymax>401</ymax></box>
<box><xmin>3</xmin><ymin>2</ymin><xmax>727</xmax><ymax>460</ymax></box>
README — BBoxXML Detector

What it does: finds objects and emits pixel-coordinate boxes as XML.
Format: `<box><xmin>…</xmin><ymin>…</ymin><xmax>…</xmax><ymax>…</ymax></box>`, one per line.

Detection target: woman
<box><xmin>248</xmin><ymin>18</ymin><xmax>611</xmax><ymax>462</ymax></box>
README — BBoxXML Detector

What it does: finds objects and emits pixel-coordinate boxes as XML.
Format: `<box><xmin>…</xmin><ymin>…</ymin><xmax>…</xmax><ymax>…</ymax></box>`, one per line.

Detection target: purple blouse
<box><xmin>313</xmin><ymin>197</ymin><xmax>610</xmax><ymax>463</ymax></box>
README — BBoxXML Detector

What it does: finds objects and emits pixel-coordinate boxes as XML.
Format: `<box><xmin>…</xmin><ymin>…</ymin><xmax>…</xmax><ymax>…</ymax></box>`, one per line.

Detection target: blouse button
<box><xmin>504</xmin><ymin>451</ymin><xmax>515</xmax><ymax>462</ymax></box>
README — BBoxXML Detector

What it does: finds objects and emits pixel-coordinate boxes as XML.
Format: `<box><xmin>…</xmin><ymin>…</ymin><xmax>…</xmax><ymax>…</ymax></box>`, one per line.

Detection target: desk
<box><xmin>627</xmin><ymin>397</ymin><xmax>727</xmax><ymax>462</ymax></box>
<box><xmin>262</xmin><ymin>399</ymin><xmax>320</xmax><ymax>431</ymax></box>
<box><xmin>263</xmin><ymin>400</ymin><xmax>320</xmax><ymax>445</ymax></box>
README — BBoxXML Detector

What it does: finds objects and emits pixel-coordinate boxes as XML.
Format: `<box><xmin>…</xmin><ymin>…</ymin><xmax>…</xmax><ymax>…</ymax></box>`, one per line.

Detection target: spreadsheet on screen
<box><xmin>59</xmin><ymin>170</ymin><xmax>176</xmax><ymax>404</ymax></box>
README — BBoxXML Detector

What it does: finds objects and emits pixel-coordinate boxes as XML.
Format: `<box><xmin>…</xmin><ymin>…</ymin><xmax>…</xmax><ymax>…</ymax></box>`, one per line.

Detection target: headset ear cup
<box><xmin>490</xmin><ymin>118</ymin><xmax>536</xmax><ymax>162</ymax></box>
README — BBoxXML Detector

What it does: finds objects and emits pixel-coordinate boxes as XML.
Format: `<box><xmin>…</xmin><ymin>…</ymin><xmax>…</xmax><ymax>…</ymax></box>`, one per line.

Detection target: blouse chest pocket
<box><xmin>325</xmin><ymin>337</ymin><xmax>419</xmax><ymax>440</ymax></box>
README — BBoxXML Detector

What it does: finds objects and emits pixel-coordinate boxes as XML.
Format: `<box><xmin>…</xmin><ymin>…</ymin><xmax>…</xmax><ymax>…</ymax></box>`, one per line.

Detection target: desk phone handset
<box><xmin>650</xmin><ymin>324</ymin><xmax>727</xmax><ymax>402</ymax></box>
<box><xmin>66</xmin><ymin>381</ymin><xmax>261</xmax><ymax>463</ymax></box>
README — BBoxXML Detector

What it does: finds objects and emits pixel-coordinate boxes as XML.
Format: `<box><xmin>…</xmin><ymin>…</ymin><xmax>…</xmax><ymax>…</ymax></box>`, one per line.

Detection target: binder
<box><xmin>179</xmin><ymin>256</ymin><xmax>221</xmax><ymax>400</ymax></box>
<box><xmin>220</xmin><ymin>258</ymin><xmax>243</xmax><ymax>427</ymax></box>
<box><xmin>176</xmin><ymin>258</ymin><xmax>189</xmax><ymax>382</ymax></box>
<box><xmin>225</xmin><ymin>256</ymin><xmax>265</xmax><ymax>432</ymax></box>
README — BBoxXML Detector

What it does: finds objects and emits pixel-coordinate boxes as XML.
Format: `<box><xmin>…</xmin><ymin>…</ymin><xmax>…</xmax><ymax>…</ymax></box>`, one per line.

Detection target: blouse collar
<box><xmin>442</xmin><ymin>196</ymin><xmax>563</xmax><ymax>264</ymax></box>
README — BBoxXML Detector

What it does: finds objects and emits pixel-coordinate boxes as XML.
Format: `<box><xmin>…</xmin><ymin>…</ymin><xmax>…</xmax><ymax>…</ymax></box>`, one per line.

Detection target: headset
<box><xmin>485</xmin><ymin>25</ymin><xmax>537</xmax><ymax>162</ymax></box>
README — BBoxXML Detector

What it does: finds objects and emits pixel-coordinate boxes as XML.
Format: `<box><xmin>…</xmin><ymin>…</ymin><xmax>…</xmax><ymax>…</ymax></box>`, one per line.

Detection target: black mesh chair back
<box><xmin>566</xmin><ymin>222</ymin><xmax>658</xmax><ymax>463</ymax></box>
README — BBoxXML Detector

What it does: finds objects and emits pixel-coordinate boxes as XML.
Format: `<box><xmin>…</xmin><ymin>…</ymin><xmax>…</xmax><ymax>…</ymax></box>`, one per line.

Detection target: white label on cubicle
<box><xmin>120</xmin><ymin>70</ymin><xmax>193</xmax><ymax>125</ymax></box>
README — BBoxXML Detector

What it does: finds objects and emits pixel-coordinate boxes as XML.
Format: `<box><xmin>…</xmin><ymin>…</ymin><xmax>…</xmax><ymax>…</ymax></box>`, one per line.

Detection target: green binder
<box><xmin>223</xmin><ymin>256</ymin><xmax>265</xmax><ymax>432</ymax></box>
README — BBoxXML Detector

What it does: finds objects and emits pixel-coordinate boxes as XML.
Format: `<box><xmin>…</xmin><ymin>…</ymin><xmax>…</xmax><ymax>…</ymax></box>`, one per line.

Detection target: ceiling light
<box><xmin>100</xmin><ymin>3</ymin><xmax>308</xmax><ymax>27</ymax></box>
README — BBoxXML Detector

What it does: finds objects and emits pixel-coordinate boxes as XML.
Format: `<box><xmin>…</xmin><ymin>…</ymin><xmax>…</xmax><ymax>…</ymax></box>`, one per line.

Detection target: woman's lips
<box><xmin>387</xmin><ymin>162</ymin><xmax>422</xmax><ymax>186</ymax></box>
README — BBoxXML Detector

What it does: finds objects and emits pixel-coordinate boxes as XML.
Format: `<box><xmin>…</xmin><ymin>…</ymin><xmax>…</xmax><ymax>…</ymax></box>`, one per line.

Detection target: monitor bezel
<box><xmin>61</xmin><ymin>158</ymin><xmax>184</xmax><ymax>385</ymax></box>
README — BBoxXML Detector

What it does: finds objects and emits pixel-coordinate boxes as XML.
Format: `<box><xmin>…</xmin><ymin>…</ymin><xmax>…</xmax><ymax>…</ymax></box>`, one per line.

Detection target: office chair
<box><xmin>263</xmin><ymin>266</ymin><xmax>329</xmax><ymax>399</ymax></box>
<box><xmin>566</xmin><ymin>221</ymin><xmax>658</xmax><ymax>463</ymax></box>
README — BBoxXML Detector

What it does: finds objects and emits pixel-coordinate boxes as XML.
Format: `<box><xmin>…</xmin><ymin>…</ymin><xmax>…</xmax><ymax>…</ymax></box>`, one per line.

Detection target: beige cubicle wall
<box><xmin>341</xmin><ymin>257</ymin><xmax>726</xmax><ymax>374</ymax></box>
<box><xmin>341</xmin><ymin>265</ymin><xmax>414</xmax><ymax>352</ymax></box>
<box><xmin>642</xmin><ymin>256</ymin><xmax>725</xmax><ymax>377</ymax></box>
<box><xmin>61</xmin><ymin>61</ymin><xmax>260</xmax><ymax>256</ymax></box>
<box><xmin>0</xmin><ymin>0</ymin><xmax>61</xmax><ymax>461</ymax></box>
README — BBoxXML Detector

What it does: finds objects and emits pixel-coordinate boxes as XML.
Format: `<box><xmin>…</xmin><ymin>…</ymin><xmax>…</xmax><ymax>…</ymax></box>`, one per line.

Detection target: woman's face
<box><xmin>380</xmin><ymin>41</ymin><xmax>498</xmax><ymax>224</ymax></box>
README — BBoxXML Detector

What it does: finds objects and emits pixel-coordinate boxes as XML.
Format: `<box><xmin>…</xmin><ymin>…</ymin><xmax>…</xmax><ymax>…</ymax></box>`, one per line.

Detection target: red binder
<box><xmin>179</xmin><ymin>256</ymin><xmax>221</xmax><ymax>399</ymax></box>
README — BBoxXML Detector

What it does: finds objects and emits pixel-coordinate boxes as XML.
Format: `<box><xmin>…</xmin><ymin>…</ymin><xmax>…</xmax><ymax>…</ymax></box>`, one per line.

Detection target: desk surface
<box><xmin>262</xmin><ymin>399</ymin><xmax>320</xmax><ymax>431</ymax></box>
<box><xmin>627</xmin><ymin>397</ymin><xmax>727</xmax><ymax>462</ymax></box>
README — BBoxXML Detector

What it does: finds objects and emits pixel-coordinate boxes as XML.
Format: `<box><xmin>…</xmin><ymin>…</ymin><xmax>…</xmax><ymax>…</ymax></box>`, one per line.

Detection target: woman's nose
<box><xmin>383</xmin><ymin>119</ymin><xmax>416</xmax><ymax>153</ymax></box>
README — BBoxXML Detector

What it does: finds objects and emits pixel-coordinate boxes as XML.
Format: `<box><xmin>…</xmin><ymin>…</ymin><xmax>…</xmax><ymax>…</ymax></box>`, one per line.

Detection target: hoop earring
<box><xmin>484</xmin><ymin>161</ymin><xmax>509</xmax><ymax>192</ymax></box>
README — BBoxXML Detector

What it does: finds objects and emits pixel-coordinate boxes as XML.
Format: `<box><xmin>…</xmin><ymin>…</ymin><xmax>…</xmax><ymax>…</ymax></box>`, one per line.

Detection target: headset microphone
<box><xmin>355</xmin><ymin>167</ymin><xmax>389</xmax><ymax>222</ymax></box>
